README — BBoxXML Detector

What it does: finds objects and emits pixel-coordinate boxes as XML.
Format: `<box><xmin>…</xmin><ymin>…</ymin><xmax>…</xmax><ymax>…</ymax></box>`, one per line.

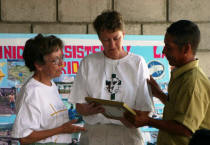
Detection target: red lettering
<box><xmin>4</xmin><ymin>46</ymin><xmax>12</xmax><ymax>59</ymax></box>
<box><xmin>17</xmin><ymin>46</ymin><xmax>24</xmax><ymax>59</ymax></box>
<box><xmin>126</xmin><ymin>46</ymin><xmax>131</xmax><ymax>52</ymax></box>
<box><xmin>162</xmin><ymin>53</ymin><xmax>165</xmax><ymax>58</ymax></box>
<box><xmin>67</xmin><ymin>61</ymin><xmax>71</xmax><ymax>74</ymax></box>
<box><xmin>64</xmin><ymin>46</ymin><xmax>73</xmax><ymax>58</ymax></box>
<box><xmin>100</xmin><ymin>46</ymin><xmax>104</xmax><ymax>51</ymax></box>
<box><xmin>73</xmin><ymin>46</ymin><xmax>77</xmax><ymax>58</ymax></box>
<box><xmin>0</xmin><ymin>46</ymin><xmax>2</xmax><ymax>59</ymax></box>
<box><xmin>85</xmin><ymin>46</ymin><xmax>92</xmax><ymax>56</ymax></box>
<box><xmin>153</xmin><ymin>46</ymin><xmax>161</xmax><ymax>58</ymax></box>
<box><xmin>92</xmin><ymin>46</ymin><xmax>99</xmax><ymax>53</ymax></box>
<box><xmin>77</xmin><ymin>46</ymin><xmax>84</xmax><ymax>58</ymax></box>
<box><xmin>122</xmin><ymin>46</ymin><xmax>131</xmax><ymax>52</ymax></box>
<box><xmin>62</xmin><ymin>61</ymin><xmax>79</xmax><ymax>74</ymax></box>
<box><xmin>64</xmin><ymin>45</ymin><xmax>104</xmax><ymax>58</ymax></box>
<box><xmin>12</xmin><ymin>46</ymin><xmax>16</xmax><ymax>59</ymax></box>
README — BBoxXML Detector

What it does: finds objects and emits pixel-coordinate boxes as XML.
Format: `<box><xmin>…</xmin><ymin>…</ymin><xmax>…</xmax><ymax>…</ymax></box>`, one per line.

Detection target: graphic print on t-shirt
<box><xmin>105</xmin><ymin>73</ymin><xmax>122</xmax><ymax>100</ymax></box>
<box><xmin>50</xmin><ymin>103</ymin><xmax>67</xmax><ymax>117</ymax></box>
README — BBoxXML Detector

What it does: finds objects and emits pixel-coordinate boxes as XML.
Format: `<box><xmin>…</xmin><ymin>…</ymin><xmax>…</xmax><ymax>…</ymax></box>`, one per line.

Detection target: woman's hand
<box><xmin>61</xmin><ymin>119</ymin><xmax>86</xmax><ymax>133</ymax></box>
<box><xmin>19</xmin><ymin>119</ymin><xmax>86</xmax><ymax>145</ymax></box>
<box><xmin>76</xmin><ymin>103</ymin><xmax>105</xmax><ymax>116</ymax></box>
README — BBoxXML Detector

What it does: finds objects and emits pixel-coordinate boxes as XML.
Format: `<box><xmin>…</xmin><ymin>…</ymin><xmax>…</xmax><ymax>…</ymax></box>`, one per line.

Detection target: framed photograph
<box><xmin>85</xmin><ymin>97</ymin><xmax>136</xmax><ymax>120</ymax></box>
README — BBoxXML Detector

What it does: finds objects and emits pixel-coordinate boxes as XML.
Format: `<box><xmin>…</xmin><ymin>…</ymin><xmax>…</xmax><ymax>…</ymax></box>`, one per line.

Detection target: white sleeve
<box><xmin>135</xmin><ymin>57</ymin><xmax>154</xmax><ymax>111</ymax></box>
<box><xmin>12</xmin><ymin>90</ymin><xmax>41</xmax><ymax>138</ymax></box>
<box><xmin>69</xmin><ymin>59</ymin><xmax>88</xmax><ymax>104</ymax></box>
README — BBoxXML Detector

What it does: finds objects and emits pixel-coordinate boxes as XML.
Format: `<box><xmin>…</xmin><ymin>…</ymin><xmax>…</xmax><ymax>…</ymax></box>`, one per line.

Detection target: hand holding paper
<box><xmin>76</xmin><ymin>102</ymin><xmax>105</xmax><ymax>116</ymax></box>
<box><xmin>124</xmin><ymin>109</ymin><xmax>150</xmax><ymax>128</ymax></box>
<box><xmin>85</xmin><ymin>97</ymin><xmax>136</xmax><ymax>120</ymax></box>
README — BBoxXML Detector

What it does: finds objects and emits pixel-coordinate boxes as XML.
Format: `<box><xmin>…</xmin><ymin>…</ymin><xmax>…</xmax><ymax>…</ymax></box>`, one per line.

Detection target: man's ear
<box><xmin>183</xmin><ymin>43</ymin><xmax>192</xmax><ymax>54</ymax></box>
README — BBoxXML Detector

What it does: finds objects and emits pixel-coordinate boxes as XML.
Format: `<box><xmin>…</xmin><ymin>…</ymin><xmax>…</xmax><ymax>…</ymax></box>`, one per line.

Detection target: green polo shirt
<box><xmin>157</xmin><ymin>60</ymin><xmax>210</xmax><ymax>145</ymax></box>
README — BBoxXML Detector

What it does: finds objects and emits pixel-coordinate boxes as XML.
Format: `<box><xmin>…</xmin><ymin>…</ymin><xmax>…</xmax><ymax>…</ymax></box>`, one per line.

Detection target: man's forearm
<box><xmin>148</xmin><ymin>117</ymin><xmax>192</xmax><ymax>137</ymax></box>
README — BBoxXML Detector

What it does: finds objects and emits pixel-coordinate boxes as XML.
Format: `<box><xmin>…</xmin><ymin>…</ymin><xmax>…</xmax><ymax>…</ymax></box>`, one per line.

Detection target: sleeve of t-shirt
<box><xmin>135</xmin><ymin>56</ymin><xmax>154</xmax><ymax>112</ymax></box>
<box><xmin>12</xmin><ymin>89</ymin><xmax>41</xmax><ymax>138</ymax></box>
<box><xmin>69</xmin><ymin>59</ymin><xmax>88</xmax><ymax>104</ymax></box>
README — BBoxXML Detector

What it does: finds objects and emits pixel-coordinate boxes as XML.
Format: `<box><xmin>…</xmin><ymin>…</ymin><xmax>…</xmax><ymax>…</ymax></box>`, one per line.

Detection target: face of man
<box><xmin>99</xmin><ymin>29</ymin><xmax>126</xmax><ymax>59</ymax></box>
<box><xmin>163</xmin><ymin>33</ymin><xmax>186</xmax><ymax>67</ymax></box>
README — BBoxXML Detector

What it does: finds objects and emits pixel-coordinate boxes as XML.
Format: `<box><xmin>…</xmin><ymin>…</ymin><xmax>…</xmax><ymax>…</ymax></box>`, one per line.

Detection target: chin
<box><xmin>56</xmin><ymin>74</ymin><xmax>62</xmax><ymax>78</ymax></box>
<box><xmin>54</xmin><ymin>73</ymin><xmax>62</xmax><ymax>78</ymax></box>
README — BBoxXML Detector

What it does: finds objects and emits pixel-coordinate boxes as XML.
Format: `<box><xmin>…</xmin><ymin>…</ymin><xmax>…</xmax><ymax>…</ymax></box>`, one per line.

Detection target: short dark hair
<box><xmin>93</xmin><ymin>10</ymin><xmax>124</xmax><ymax>36</ymax></box>
<box><xmin>23</xmin><ymin>34</ymin><xmax>63</xmax><ymax>72</ymax></box>
<box><xmin>166</xmin><ymin>20</ymin><xmax>200</xmax><ymax>55</ymax></box>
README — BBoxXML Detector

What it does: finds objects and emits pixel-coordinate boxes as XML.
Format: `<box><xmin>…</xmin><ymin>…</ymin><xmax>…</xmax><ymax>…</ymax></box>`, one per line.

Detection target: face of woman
<box><xmin>99</xmin><ymin>29</ymin><xmax>126</xmax><ymax>59</ymax></box>
<box><xmin>42</xmin><ymin>48</ymin><xmax>64</xmax><ymax>79</ymax></box>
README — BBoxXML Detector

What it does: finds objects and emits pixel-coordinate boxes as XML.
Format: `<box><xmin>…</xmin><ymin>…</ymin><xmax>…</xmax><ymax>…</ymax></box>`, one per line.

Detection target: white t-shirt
<box><xmin>12</xmin><ymin>77</ymin><xmax>72</xmax><ymax>144</ymax></box>
<box><xmin>70</xmin><ymin>51</ymin><xmax>154</xmax><ymax>125</ymax></box>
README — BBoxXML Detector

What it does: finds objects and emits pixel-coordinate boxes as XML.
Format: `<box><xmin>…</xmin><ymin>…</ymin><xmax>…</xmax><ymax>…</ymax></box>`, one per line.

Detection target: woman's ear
<box><xmin>34</xmin><ymin>62</ymin><xmax>43</xmax><ymax>72</ymax></box>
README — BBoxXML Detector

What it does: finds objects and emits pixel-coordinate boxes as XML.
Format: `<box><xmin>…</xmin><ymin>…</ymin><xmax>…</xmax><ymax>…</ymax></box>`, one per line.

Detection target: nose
<box><xmin>109</xmin><ymin>39</ymin><xmax>115</xmax><ymax>48</ymax></box>
<box><xmin>59</xmin><ymin>59</ymin><xmax>64</xmax><ymax>67</ymax></box>
<box><xmin>58</xmin><ymin>57</ymin><xmax>64</xmax><ymax>66</ymax></box>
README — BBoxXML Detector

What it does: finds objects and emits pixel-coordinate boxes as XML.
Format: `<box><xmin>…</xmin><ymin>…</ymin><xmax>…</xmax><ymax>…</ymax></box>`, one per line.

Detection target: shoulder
<box><xmin>16</xmin><ymin>78</ymin><xmax>41</xmax><ymax>111</ymax></box>
<box><xmin>126</xmin><ymin>52</ymin><xmax>147</xmax><ymax>66</ymax></box>
<box><xmin>183</xmin><ymin>67</ymin><xmax>207</xmax><ymax>84</ymax></box>
<box><xmin>80</xmin><ymin>52</ymin><xmax>103</xmax><ymax>67</ymax></box>
<box><xmin>128</xmin><ymin>52</ymin><xmax>145</xmax><ymax>61</ymax></box>
<box><xmin>19</xmin><ymin>78</ymin><xmax>43</xmax><ymax>101</ymax></box>
<box><xmin>180</xmin><ymin>67</ymin><xmax>210</xmax><ymax>96</ymax></box>
<box><xmin>83</xmin><ymin>52</ymin><xmax>103</xmax><ymax>61</ymax></box>
<box><xmin>24</xmin><ymin>78</ymin><xmax>42</xmax><ymax>92</ymax></box>
<box><xmin>194</xmin><ymin>67</ymin><xmax>210</xmax><ymax>93</ymax></box>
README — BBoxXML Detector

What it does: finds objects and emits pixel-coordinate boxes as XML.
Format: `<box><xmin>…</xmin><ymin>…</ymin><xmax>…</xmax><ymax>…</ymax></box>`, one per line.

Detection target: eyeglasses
<box><xmin>48</xmin><ymin>55</ymin><xmax>64</xmax><ymax>65</ymax></box>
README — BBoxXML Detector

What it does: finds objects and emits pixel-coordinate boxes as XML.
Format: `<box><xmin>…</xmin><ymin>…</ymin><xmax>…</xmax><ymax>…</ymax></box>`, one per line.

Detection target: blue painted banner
<box><xmin>0</xmin><ymin>34</ymin><xmax>169</xmax><ymax>86</ymax></box>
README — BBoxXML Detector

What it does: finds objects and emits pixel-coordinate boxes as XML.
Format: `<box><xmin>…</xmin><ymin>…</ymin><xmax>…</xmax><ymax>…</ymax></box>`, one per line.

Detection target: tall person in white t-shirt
<box><xmin>12</xmin><ymin>34</ymin><xmax>85</xmax><ymax>145</ymax></box>
<box><xmin>69</xmin><ymin>10</ymin><xmax>154</xmax><ymax>145</ymax></box>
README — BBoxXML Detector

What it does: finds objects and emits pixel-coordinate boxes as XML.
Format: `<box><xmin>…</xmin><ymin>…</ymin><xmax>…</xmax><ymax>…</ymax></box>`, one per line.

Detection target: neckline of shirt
<box><xmin>31</xmin><ymin>77</ymin><xmax>54</xmax><ymax>88</ymax></box>
<box><xmin>102</xmin><ymin>51</ymin><xmax>131</xmax><ymax>64</ymax></box>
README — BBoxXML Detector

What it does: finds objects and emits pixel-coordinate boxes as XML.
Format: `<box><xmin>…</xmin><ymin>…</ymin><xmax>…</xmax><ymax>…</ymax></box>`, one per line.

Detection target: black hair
<box><xmin>23</xmin><ymin>34</ymin><xmax>63</xmax><ymax>72</ymax></box>
<box><xmin>167</xmin><ymin>20</ymin><xmax>200</xmax><ymax>55</ymax></box>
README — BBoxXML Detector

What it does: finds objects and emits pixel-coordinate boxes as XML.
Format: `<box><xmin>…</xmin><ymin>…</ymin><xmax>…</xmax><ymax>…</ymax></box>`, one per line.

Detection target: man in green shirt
<box><xmin>126</xmin><ymin>20</ymin><xmax>210</xmax><ymax>145</ymax></box>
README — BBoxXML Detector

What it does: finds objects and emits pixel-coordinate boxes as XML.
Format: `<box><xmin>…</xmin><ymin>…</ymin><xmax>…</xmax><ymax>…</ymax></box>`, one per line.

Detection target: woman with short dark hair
<box><xmin>12</xmin><ymin>34</ymin><xmax>85</xmax><ymax>145</ymax></box>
